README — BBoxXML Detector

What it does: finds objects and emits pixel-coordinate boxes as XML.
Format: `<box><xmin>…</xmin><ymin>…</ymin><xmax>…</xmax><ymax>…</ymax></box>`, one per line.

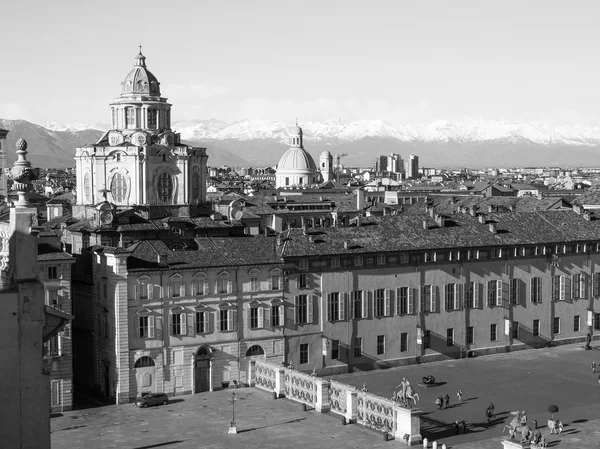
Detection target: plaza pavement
<box><xmin>331</xmin><ymin>342</ymin><xmax>600</xmax><ymax>448</ymax></box>
<box><xmin>51</xmin><ymin>342</ymin><xmax>600</xmax><ymax>448</ymax></box>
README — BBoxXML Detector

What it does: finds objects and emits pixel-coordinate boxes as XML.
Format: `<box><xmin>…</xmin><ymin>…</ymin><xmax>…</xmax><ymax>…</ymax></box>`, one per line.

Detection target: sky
<box><xmin>2</xmin><ymin>0</ymin><xmax>600</xmax><ymax>128</ymax></box>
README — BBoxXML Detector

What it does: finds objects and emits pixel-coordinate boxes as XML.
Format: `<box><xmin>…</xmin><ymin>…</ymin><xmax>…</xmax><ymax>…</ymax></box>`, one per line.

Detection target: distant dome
<box><xmin>320</xmin><ymin>150</ymin><xmax>331</xmax><ymax>158</ymax></box>
<box><xmin>277</xmin><ymin>147</ymin><xmax>317</xmax><ymax>171</ymax></box>
<box><xmin>121</xmin><ymin>52</ymin><xmax>161</xmax><ymax>96</ymax></box>
<box><xmin>291</xmin><ymin>126</ymin><xmax>302</xmax><ymax>134</ymax></box>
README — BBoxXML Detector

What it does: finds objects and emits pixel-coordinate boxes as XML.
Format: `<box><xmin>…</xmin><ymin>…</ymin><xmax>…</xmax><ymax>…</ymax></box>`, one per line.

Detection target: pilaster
<box><xmin>315</xmin><ymin>379</ymin><xmax>330</xmax><ymax>412</ymax></box>
<box><xmin>345</xmin><ymin>390</ymin><xmax>357</xmax><ymax>423</ymax></box>
<box><xmin>393</xmin><ymin>406</ymin><xmax>422</xmax><ymax>446</ymax></box>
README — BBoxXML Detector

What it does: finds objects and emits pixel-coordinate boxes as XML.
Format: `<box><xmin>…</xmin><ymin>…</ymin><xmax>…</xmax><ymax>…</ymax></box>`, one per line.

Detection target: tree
<box><xmin>548</xmin><ymin>404</ymin><xmax>559</xmax><ymax>419</ymax></box>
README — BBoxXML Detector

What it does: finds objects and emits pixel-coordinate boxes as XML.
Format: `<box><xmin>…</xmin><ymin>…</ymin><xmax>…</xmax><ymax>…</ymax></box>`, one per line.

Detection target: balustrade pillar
<box><xmin>315</xmin><ymin>379</ymin><xmax>330</xmax><ymax>413</ymax></box>
<box><xmin>248</xmin><ymin>360</ymin><xmax>256</xmax><ymax>387</ymax></box>
<box><xmin>394</xmin><ymin>405</ymin><xmax>422</xmax><ymax>446</ymax></box>
<box><xmin>275</xmin><ymin>368</ymin><xmax>285</xmax><ymax>398</ymax></box>
<box><xmin>345</xmin><ymin>390</ymin><xmax>357</xmax><ymax>423</ymax></box>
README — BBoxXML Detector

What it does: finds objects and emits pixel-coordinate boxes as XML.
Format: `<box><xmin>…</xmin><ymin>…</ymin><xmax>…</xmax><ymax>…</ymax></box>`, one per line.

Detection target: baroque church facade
<box><xmin>74</xmin><ymin>51</ymin><xmax>208</xmax><ymax>221</ymax></box>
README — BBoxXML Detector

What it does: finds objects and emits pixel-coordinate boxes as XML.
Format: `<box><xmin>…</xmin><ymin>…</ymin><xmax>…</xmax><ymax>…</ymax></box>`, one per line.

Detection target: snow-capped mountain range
<box><xmin>44</xmin><ymin>118</ymin><xmax>600</xmax><ymax>147</ymax></box>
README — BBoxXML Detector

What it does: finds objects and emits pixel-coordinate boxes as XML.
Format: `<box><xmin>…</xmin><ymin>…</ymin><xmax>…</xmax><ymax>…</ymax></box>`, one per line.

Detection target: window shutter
<box><xmin>294</xmin><ymin>296</ymin><xmax>299</xmax><ymax>324</ymax></box>
<box><xmin>136</xmin><ymin>284</ymin><xmax>140</xmax><ymax>300</ymax></box>
<box><xmin>227</xmin><ymin>280</ymin><xmax>233</xmax><ymax>294</ymax></box>
<box><xmin>308</xmin><ymin>295</ymin><xmax>314</xmax><ymax>324</ymax></box>
<box><xmin>420</xmin><ymin>287</ymin><xmax>426</xmax><ymax>313</ymax></box>
<box><xmin>258</xmin><ymin>306</ymin><xmax>265</xmax><ymax>328</ymax></box>
<box><xmin>565</xmin><ymin>275</ymin><xmax>571</xmax><ymax>301</ymax></box>
<box><xmin>187</xmin><ymin>313</ymin><xmax>195</xmax><ymax>336</ymax></box>
<box><xmin>169</xmin><ymin>313</ymin><xmax>173</xmax><ymax>335</ymax></box>
<box><xmin>580</xmin><ymin>274</ymin><xmax>586</xmax><ymax>298</ymax></box>
<box><xmin>155</xmin><ymin>316</ymin><xmax>162</xmax><ymax>338</ymax></box>
<box><xmin>350</xmin><ymin>293</ymin><xmax>356</xmax><ymax>319</ymax></box>
<box><xmin>530</xmin><ymin>278</ymin><xmax>535</xmax><ymax>303</ymax></box>
<box><xmin>148</xmin><ymin>284</ymin><xmax>154</xmax><ymax>300</ymax></box>
<box><xmin>551</xmin><ymin>276</ymin><xmax>559</xmax><ymax>301</ymax></box>
<box><xmin>339</xmin><ymin>293</ymin><xmax>346</xmax><ymax>321</ymax></box>
<box><xmin>498</xmin><ymin>281</ymin><xmax>505</xmax><ymax>307</ymax></box>
<box><xmin>560</xmin><ymin>275</ymin><xmax>566</xmax><ymax>300</ymax></box>
<box><xmin>135</xmin><ymin>316</ymin><xmax>141</xmax><ymax>338</ymax></box>
<box><xmin>326</xmin><ymin>293</ymin><xmax>332</xmax><ymax>321</ymax></box>
<box><xmin>148</xmin><ymin>316</ymin><xmax>155</xmax><ymax>338</ymax></box>
<box><xmin>228</xmin><ymin>310</ymin><xmax>234</xmax><ymax>331</ymax></box>
<box><xmin>181</xmin><ymin>283</ymin><xmax>186</xmax><ymax>297</ymax></box>
<box><xmin>430</xmin><ymin>286</ymin><xmax>437</xmax><ymax>313</ymax></box>
<box><xmin>454</xmin><ymin>283</ymin><xmax>461</xmax><ymax>310</ymax></box>
<box><xmin>181</xmin><ymin>313</ymin><xmax>187</xmax><ymax>335</ymax></box>
<box><xmin>473</xmin><ymin>283</ymin><xmax>480</xmax><ymax>308</ymax></box>
<box><xmin>167</xmin><ymin>283</ymin><xmax>172</xmax><ymax>298</ymax></box>
<box><xmin>203</xmin><ymin>281</ymin><xmax>209</xmax><ymax>296</ymax></box>
<box><xmin>362</xmin><ymin>292</ymin><xmax>368</xmax><ymax>319</ymax></box>
<box><xmin>408</xmin><ymin>288</ymin><xmax>414</xmax><ymax>314</ymax></box>
<box><xmin>208</xmin><ymin>312</ymin><xmax>214</xmax><ymax>334</ymax></box>
<box><xmin>191</xmin><ymin>281</ymin><xmax>197</xmax><ymax>295</ymax></box>
<box><xmin>279</xmin><ymin>305</ymin><xmax>284</xmax><ymax>326</ymax></box>
<box><xmin>268</xmin><ymin>276</ymin><xmax>273</xmax><ymax>290</ymax></box>
<box><xmin>263</xmin><ymin>306</ymin><xmax>269</xmax><ymax>329</ymax></box>
<box><xmin>57</xmin><ymin>335</ymin><xmax>62</xmax><ymax>356</ymax></box>
<box><xmin>385</xmin><ymin>289</ymin><xmax>391</xmax><ymax>316</ymax></box>
<box><xmin>372</xmin><ymin>290</ymin><xmax>377</xmax><ymax>317</ymax></box>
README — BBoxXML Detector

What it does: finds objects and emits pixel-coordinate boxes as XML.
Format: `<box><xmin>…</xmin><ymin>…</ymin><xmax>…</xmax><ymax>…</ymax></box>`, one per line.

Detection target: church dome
<box><xmin>291</xmin><ymin>125</ymin><xmax>302</xmax><ymax>134</ymax></box>
<box><xmin>320</xmin><ymin>150</ymin><xmax>331</xmax><ymax>158</ymax></box>
<box><xmin>121</xmin><ymin>52</ymin><xmax>161</xmax><ymax>96</ymax></box>
<box><xmin>277</xmin><ymin>147</ymin><xmax>317</xmax><ymax>171</ymax></box>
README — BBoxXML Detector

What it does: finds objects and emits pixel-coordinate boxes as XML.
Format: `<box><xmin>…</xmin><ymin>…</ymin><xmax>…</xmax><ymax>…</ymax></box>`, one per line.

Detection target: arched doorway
<box><xmin>134</xmin><ymin>356</ymin><xmax>156</xmax><ymax>397</ymax></box>
<box><xmin>245</xmin><ymin>345</ymin><xmax>265</xmax><ymax>387</ymax></box>
<box><xmin>194</xmin><ymin>346</ymin><xmax>212</xmax><ymax>393</ymax></box>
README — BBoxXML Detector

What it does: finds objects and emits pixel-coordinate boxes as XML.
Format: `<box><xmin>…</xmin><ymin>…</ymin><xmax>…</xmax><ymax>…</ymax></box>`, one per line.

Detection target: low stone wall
<box><xmin>254</xmin><ymin>360</ymin><xmax>422</xmax><ymax>446</ymax></box>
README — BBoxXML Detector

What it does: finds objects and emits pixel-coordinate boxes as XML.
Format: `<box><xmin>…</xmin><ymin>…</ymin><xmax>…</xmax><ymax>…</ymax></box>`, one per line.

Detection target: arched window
<box><xmin>157</xmin><ymin>173</ymin><xmax>173</xmax><ymax>202</ymax></box>
<box><xmin>134</xmin><ymin>356</ymin><xmax>155</xmax><ymax>368</ymax></box>
<box><xmin>192</xmin><ymin>171</ymin><xmax>199</xmax><ymax>200</ymax></box>
<box><xmin>197</xmin><ymin>346</ymin><xmax>210</xmax><ymax>357</ymax></box>
<box><xmin>126</xmin><ymin>107</ymin><xmax>136</xmax><ymax>128</ymax></box>
<box><xmin>83</xmin><ymin>172</ymin><xmax>91</xmax><ymax>203</ymax></box>
<box><xmin>246</xmin><ymin>345</ymin><xmax>265</xmax><ymax>357</ymax></box>
<box><xmin>111</xmin><ymin>173</ymin><xmax>127</xmax><ymax>203</ymax></box>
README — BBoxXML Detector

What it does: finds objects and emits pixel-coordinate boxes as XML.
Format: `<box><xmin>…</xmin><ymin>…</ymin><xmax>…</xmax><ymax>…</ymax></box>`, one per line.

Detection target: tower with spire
<box><xmin>73</xmin><ymin>50</ymin><xmax>209</xmax><ymax>220</ymax></box>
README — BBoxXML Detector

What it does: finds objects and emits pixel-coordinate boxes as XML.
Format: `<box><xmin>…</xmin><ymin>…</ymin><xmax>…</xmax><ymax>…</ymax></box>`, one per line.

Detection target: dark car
<box><xmin>136</xmin><ymin>393</ymin><xmax>169</xmax><ymax>408</ymax></box>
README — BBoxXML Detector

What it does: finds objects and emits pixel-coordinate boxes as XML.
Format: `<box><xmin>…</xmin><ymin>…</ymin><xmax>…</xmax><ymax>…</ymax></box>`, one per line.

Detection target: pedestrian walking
<box><xmin>486</xmin><ymin>402</ymin><xmax>495</xmax><ymax>423</ymax></box>
<box><xmin>456</xmin><ymin>389</ymin><xmax>463</xmax><ymax>403</ymax></box>
<box><xmin>592</xmin><ymin>361</ymin><xmax>596</xmax><ymax>374</ymax></box>
<box><xmin>454</xmin><ymin>420</ymin><xmax>460</xmax><ymax>435</ymax></box>
<box><xmin>461</xmin><ymin>420</ymin><xmax>467</xmax><ymax>435</ymax></box>
<box><xmin>444</xmin><ymin>394</ymin><xmax>450</xmax><ymax>409</ymax></box>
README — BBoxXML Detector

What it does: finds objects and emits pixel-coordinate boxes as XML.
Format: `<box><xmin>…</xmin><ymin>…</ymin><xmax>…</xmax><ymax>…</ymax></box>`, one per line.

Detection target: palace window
<box><xmin>377</xmin><ymin>254</ymin><xmax>386</xmax><ymax>265</ymax></box>
<box><xmin>44</xmin><ymin>335</ymin><xmax>61</xmax><ymax>358</ymax></box>
<box><xmin>552</xmin><ymin>275</ymin><xmax>569</xmax><ymax>301</ymax></box>
<box><xmin>193</xmin><ymin>273</ymin><xmax>209</xmax><ymax>296</ymax></box>
<box><xmin>509</xmin><ymin>278</ymin><xmax>520</xmax><ymax>304</ymax></box>
<box><xmin>574</xmin><ymin>315</ymin><xmax>580</xmax><ymax>332</ymax></box>
<box><xmin>170</xmin><ymin>308</ymin><xmax>186</xmax><ymax>336</ymax></box>
<box><xmin>300</xmin><ymin>343</ymin><xmax>309</xmax><ymax>364</ymax></box>
<box><xmin>487</xmin><ymin>280</ymin><xmax>503</xmax><ymax>307</ymax></box>
<box><xmin>373</xmin><ymin>289</ymin><xmax>389</xmax><ymax>317</ymax></box>
<box><xmin>446</xmin><ymin>328</ymin><xmax>454</xmax><ymax>346</ymax></box>
<box><xmin>219</xmin><ymin>308</ymin><xmax>236</xmax><ymax>332</ymax></box>
<box><xmin>572</xmin><ymin>274</ymin><xmax>585</xmax><ymax>299</ymax></box>
<box><xmin>136</xmin><ymin>313</ymin><xmax>155</xmax><ymax>339</ymax></box>
<box><xmin>464</xmin><ymin>282</ymin><xmax>480</xmax><ymax>308</ymax></box>
<box><xmin>444</xmin><ymin>283</ymin><xmax>460</xmax><ymax>310</ymax></box>
<box><xmin>217</xmin><ymin>272</ymin><xmax>232</xmax><ymax>294</ymax></box>
<box><xmin>466</xmin><ymin>326</ymin><xmax>474</xmax><ymax>345</ymax></box>
<box><xmin>594</xmin><ymin>273</ymin><xmax>600</xmax><ymax>297</ymax></box>
<box><xmin>533</xmin><ymin>319</ymin><xmax>540</xmax><ymax>336</ymax></box>
<box><xmin>490</xmin><ymin>323</ymin><xmax>497</xmax><ymax>341</ymax></box>
<box><xmin>530</xmin><ymin>277</ymin><xmax>542</xmax><ymax>303</ymax></box>
<box><xmin>354</xmin><ymin>256</ymin><xmax>363</xmax><ymax>267</ymax></box>
<box><xmin>111</xmin><ymin>173</ymin><xmax>127</xmax><ymax>202</ymax></box>
<box><xmin>157</xmin><ymin>172</ymin><xmax>173</xmax><ymax>202</ymax></box>
<box><xmin>397</xmin><ymin>287</ymin><xmax>414</xmax><ymax>315</ymax></box>
<box><xmin>297</xmin><ymin>273</ymin><xmax>308</xmax><ymax>289</ymax></box>
<box><xmin>327</xmin><ymin>292</ymin><xmax>344</xmax><ymax>321</ymax></box>
<box><xmin>400</xmin><ymin>332</ymin><xmax>408</xmax><ymax>352</ymax></box>
<box><xmin>147</xmin><ymin>108</ymin><xmax>157</xmax><ymax>129</ymax></box>
<box><xmin>553</xmin><ymin>317</ymin><xmax>561</xmax><ymax>334</ymax></box>
<box><xmin>195</xmin><ymin>310</ymin><xmax>207</xmax><ymax>333</ymax></box>
<box><xmin>377</xmin><ymin>335</ymin><xmax>385</xmax><ymax>355</ymax></box>
<box><xmin>331</xmin><ymin>257</ymin><xmax>341</xmax><ymax>268</ymax></box>
<box><xmin>48</xmin><ymin>266</ymin><xmax>58</xmax><ymax>279</ymax></box>
<box><xmin>294</xmin><ymin>295</ymin><xmax>312</xmax><ymax>325</ymax></box>
<box><xmin>351</xmin><ymin>290</ymin><xmax>366</xmax><ymax>319</ymax></box>
<box><xmin>249</xmin><ymin>305</ymin><xmax>264</xmax><ymax>329</ymax></box>
<box><xmin>420</xmin><ymin>285</ymin><xmax>435</xmax><ymax>312</ymax></box>
<box><xmin>249</xmin><ymin>270</ymin><xmax>260</xmax><ymax>292</ymax></box>
<box><xmin>512</xmin><ymin>321</ymin><xmax>519</xmax><ymax>339</ymax></box>
<box><xmin>331</xmin><ymin>339</ymin><xmax>340</xmax><ymax>359</ymax></box>
<box><xmin>297</xmin><ymin>259</ymin><xmax>308</xmax><ymax>270</ymax></box>
<box><xmin>271</xmin><ymin>303</ymin><xmax>284</xmax><ymax>327</ymax></box>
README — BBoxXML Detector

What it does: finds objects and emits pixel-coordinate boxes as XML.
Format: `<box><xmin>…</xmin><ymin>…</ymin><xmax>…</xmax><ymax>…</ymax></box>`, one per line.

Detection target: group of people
<box><xmin>454</xmin><ymin>420</ymin><xmax>468</xmax><ymax>435</ymax></box>
<box><xmin>435</xmin><ymin>394</ymin><xmax>450</xmax><ymax>410</ymax></box>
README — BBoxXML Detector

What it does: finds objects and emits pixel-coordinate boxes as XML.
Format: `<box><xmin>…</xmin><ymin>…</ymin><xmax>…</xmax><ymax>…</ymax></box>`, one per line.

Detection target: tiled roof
<box><xmin>280</xmin><ymin>210</ymin><xmax>600</xmax><ymax>258</ymax></box>
<box><xmin>126</xmin><ymin>236</ymin><xmax>282</xmax><ymax>272</ymax></box>
<box><xmin>572</xmin><ymin>191</ymin><xmax>600</xmax><ymax>206</ymax></box>
<box><xmin>41</xmin><ymin>214</ymin><xmax>77</xmax><ymax>229</ymax></box>
<box><xmin>37</xmin><ymin>243</ymin><xmax>73</xmax><ymax>261</ymax></box>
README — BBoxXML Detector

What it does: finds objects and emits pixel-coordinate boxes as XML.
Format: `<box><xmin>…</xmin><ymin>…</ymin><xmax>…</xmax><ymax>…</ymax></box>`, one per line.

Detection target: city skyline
<box><xmin>2</xmin><ymin>1</ymin><xmax>600</xmax><ymax>128</ymax></box>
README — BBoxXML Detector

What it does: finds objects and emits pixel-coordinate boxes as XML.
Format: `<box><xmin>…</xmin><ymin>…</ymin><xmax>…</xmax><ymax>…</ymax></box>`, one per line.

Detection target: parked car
<box><xmin>136</xmin><ymin>393</ymin><xmax>169</xmax><ymax>408</ymax></box>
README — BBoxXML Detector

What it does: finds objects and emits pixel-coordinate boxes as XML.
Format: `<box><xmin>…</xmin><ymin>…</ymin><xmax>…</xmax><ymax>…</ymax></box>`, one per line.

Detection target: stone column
<box><xmin>248</xmin><ymin>360</ymin><xmax>256</xmax><ymax>387</ymax></box>
<box><xmin>345</xmin><ymin>390</ymin><xmax>357</xmax><ymax>423</ymax></box>
<box><xmin>315</xmin><ymin>379</ymin><xmax>330</xmax><ymax>413</ymax></box>
<box><xmin>274</xmin><ymin>368</ymin><xmax>285</xmax><ymax>398</ymax></box>
<box><xmin>393</xmin><ymin>405</ymin><xmax>422</xmax><ymax>446</ymax></box>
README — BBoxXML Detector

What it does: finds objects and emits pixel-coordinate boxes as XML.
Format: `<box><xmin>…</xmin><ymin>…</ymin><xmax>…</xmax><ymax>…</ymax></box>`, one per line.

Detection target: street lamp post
<box><xmin>228</xmin><ymin>391</ymin><xmax>238</xmax><ymax>434</ymax></box>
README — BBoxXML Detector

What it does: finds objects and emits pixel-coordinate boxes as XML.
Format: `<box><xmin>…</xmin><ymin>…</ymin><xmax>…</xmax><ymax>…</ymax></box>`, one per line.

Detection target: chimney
<box><xmin>429</xmin><ymin>207</ymin><xmax>435</xmax><ymax>218</ymax></box>
<box><xmin>489</xmin><ymin>222</ymin><xmax>497</xmax><ymax>234</ymax></box>
<box><xmin>584</xmin><ymin>211</ymin><xmax>591</xmax><ymax>221</ymax></box>
<box><xmin>509</xmin><ymin>204</ymin><xmax>515</xmax><ymax>212</ymax></box>
<box><xmin>435</xmin><ymin>213</ymin><xmax>445</xmax><ymax>227</ymax></box>
<box><xmin>356</xmin><ymin>188</ymin><xmax>366</xmax><ymax>211</ymax></box>
<box><xmin>469</xmin><ymin>206</ymin><xmax>476</xmax><ymax>216</ymax></box>
<box><xmin>357</xmin><ymin>215</ymin><xmax>362</xmax><ymax>227</ymax></box>
<box><xmin>488</xmin><ymin>205</ymin><xmax>493</xmax><ymax>213</ymax></box>
<box><xmin>344</xmin><ymin>240</ymin><xmax>349</xmax><ymax>249</ymax></box>
<box><xmin>423</xmin><ymin>220</ymin><xmax>428</xmax><ymax>230</ymax></box>
<box><xmin>425</xmin><ymin>204</ymin><xmax>430</xmax><ymax>214</ymax></box>
<box><xmin>309</xmin><ymin>235</ymin><xmax>314</xmax><ymax>243</ymax></box>
<box><xmin>159</xmin><ymin>253</ymin><xmax>169</xmax><ymax>264</ymax></box>
<box><xmin>478</xmin><ymin>214</ymin><xmax>486</xmax><ymax>224</ymax></box>
<box><xmin>573</xmin><ymin>204</ymin><xmax>584</xmax><ymax>215</ymax></box>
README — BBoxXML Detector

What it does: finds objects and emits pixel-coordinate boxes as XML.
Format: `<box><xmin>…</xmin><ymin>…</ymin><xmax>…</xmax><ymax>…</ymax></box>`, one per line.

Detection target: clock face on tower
<box><xmin>100</xmin><ymin>210</ymin><xmax>114</xmax><ymax>225</ymax></box>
